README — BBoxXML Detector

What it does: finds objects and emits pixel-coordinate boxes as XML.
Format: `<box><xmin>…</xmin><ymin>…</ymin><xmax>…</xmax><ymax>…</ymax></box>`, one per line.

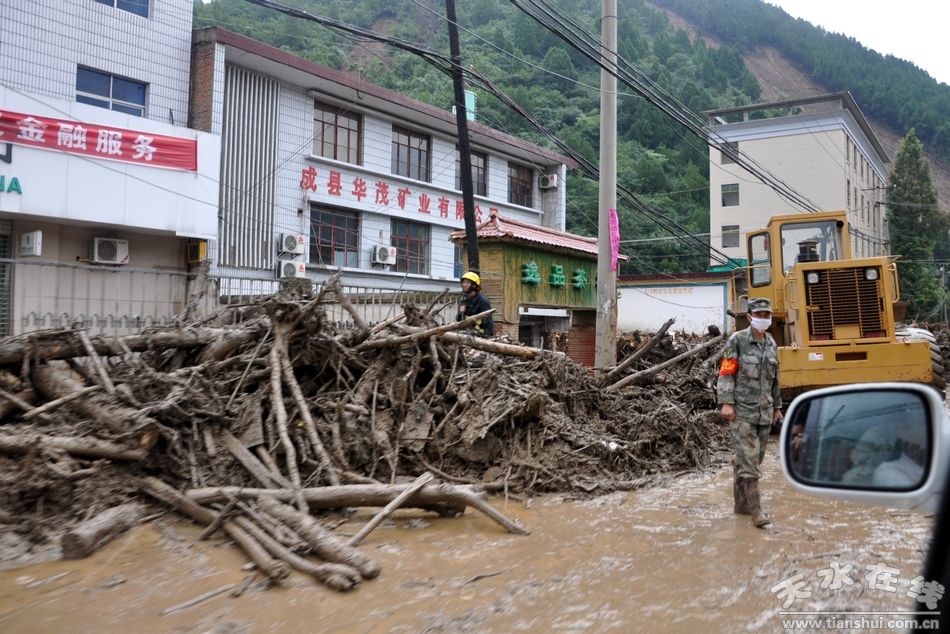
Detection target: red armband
<box><xmin>719</xmin><ymin>357</ymin><xmax>739</xmax><ymax>376</ymax></box>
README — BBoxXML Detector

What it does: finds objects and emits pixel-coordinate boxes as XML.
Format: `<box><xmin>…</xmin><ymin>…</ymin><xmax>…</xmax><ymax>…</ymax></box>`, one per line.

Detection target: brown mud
<box><xmin>0</xmin><ymin>451</ymin><xmax>932</xmax><ymax>633</ymax></box>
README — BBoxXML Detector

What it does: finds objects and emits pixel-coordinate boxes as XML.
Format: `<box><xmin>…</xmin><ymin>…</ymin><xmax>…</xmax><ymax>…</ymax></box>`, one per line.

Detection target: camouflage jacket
<box><xmin>716</xmin><ymin>327</ymin><xmax>782</xmax><ymax>425</ymax></box>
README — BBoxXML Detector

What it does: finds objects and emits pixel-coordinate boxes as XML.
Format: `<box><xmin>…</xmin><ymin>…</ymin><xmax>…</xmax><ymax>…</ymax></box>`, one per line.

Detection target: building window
<box><xmin>310</xmin><ymin>205</ymin><xmax>359</xmax><ymax>268</ymax></box>
<box><xmin>313</xmin><ymin>102</ymin><xmax>361</xmax><ymax>164</ymax></box>
<box><xmin>76</xmin><ymin>67</ymin><xmax>146</xmax><ymax>116</ymax></box>
<box><xmin>720</xmin><ymin>140</ymin><xmax>739</xmax><ymax>165</ymax></box>
<box><xmin>721</xmin><ymin>183</ymin><xmax>739</xmax><ymax>207</ymax></box>
<box><xmin>391</xmin><ymin>219</ymin><xmax>429</xmax><ymax>275</ymax></box>
<box><xmin>721</xmin><ymin>224</ymin><xmax>740</xmax><ymax>248</ymax></box>
<box><xmin>508</xmin><ymin>163</ymin><xmax>533</xmax><ymax>207</ymax></box>
<box><xmin>847</xmin><ymin>179</ymin><xmax>851</xmax><ymax>208</ymax></box>
<box><xmin>453</xmin><ymin>243</ymin><xmax>464</xmax><ymax>279</ymax></box>
<box><xmin>94</xmin><ymin>0</ymin><xmax>149</xmax><ymax>17</ymax></box>
<box><xmin>456</xmin><ymin>150</ymin><xmax>487</xmax><ymax>196</ymax></box>
<box><xmin>392</xmin><ymin>126</ymin><xmax>430</xmax><ymax>181</ymax></box>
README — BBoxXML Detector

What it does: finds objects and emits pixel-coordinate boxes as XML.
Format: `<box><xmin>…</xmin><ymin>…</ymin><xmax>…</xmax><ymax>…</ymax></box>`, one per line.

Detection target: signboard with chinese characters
<box><xmin>300</xmin><ymin>164</ymin><xmax>503</xmax><ymax>227</ymax></box>
<box><xmin>0</xmin><ymin>110</ymin><xmax>197</xmax><ymax>171</ymax></box>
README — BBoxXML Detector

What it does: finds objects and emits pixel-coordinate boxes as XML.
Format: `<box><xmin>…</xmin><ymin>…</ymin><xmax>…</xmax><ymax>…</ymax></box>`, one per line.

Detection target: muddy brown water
<box><xmin>0</xmin><ymin>450</ymin><xmax>933</xmax><ymax>633</ymax></box>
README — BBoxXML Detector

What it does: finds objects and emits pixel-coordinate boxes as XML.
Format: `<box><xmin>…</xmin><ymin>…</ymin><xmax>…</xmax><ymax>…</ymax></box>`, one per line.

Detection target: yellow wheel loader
<box><xmin>732</xmin><ymin>210</ymin><xmax>945</xmax><ymax>400</ymax></box>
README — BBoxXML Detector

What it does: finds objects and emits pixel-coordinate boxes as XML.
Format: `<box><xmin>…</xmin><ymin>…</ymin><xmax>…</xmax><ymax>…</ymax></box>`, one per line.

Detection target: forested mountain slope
<box><xmin>195</xmin><ymin>0</ymin><xmax>947</xmax><ymax>271</ymax></box>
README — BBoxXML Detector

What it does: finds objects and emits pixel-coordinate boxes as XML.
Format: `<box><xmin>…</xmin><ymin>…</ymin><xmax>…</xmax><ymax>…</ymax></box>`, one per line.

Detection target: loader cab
<box><xmin>743</xmin><ymin>212</ymin><xmax>849</xmax><ymax>318</ymax></box>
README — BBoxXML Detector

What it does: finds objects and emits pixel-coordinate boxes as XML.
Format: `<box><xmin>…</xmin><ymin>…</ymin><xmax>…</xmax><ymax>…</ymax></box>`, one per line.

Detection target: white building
<box><xmin>0</xmin><ymin>0</ymin><xmax>220</xmax><ymax>334</ymax></box>
<box><xmin>189</xmin><ymin>28</ymin><xmax>575</xmax><ymax>294</ymax></box>
<box><xmin>706</xmin><ymin>93</ymin><xmax>888</xmax><ymax>265</ymax></box>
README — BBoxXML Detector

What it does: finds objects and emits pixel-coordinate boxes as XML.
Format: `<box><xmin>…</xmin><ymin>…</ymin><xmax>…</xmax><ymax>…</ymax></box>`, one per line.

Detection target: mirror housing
<box><xmin>781</xmin><ymin>383</ymin><xmax>948</xmax><ymax>514</ymax></box>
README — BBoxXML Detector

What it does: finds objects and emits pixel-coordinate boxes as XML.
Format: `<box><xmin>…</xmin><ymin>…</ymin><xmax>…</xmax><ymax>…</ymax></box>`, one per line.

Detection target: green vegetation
<box><xmin>651</xmin><ymin>0</ymin><xmax>950</xmax><ymax>161</ymax></box>
<box><xmin>887</xmin><ymin>130</ymin><xmax>945</xmax><ymax>319</ymax></box>
<box><xmin>195</xmin><ymin>0</ymin><xmax>766</xmax><ymax>274</ymax></box>
<box><xmin>195</xmin><ymin>0</ymin><xmax>947</xmax><ymax>280</ymax></box>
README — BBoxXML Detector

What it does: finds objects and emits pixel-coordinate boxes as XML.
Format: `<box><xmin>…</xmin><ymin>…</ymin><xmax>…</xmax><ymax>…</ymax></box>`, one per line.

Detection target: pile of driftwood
<box><xmin>0</xmin><ymin>277</ymin><xmax>726</xmax><ymax>591</ymax></box>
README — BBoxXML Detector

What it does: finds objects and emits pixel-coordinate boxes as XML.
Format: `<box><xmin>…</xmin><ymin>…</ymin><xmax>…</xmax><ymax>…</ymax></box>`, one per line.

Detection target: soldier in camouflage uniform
<box><xmin>717</xmin><ymin>297</ymin><xmax>783</xmax><ymax>528</ymax></box>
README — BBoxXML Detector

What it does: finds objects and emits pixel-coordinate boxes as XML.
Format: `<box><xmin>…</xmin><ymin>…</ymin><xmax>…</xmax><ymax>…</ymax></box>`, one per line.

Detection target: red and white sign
<box><xmin>0</xmin><ymin>109</ymin><xmax>197</xmax><ymax>171</ymax></box>
<box><xmin>300</xmin><ymin>166</ymin><xmax>494</xmax><ymax>223</ymax></box>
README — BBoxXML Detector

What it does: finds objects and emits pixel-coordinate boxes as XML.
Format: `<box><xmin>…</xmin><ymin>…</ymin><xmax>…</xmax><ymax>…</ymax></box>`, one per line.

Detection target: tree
<box><xmin>887</xmin><ymin>129</ymin><xmax>945</xmax><ymax>318</ymax></box>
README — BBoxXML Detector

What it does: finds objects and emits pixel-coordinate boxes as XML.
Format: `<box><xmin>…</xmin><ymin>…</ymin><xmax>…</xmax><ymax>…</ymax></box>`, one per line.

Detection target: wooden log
<box><xmin>0</xmin><ymin>388</ymin><xmax>37</xmax><ymax>420</ymax></box>
<box><xmin>355</xmin><ymin>309</ymin><xmax>495</xmax><ymax>351</ymax></box>
<box><xmin>74</xmin><ymin>328</ymin><xmax>116</xmax><ymax>394</ymax></box>
<box><xmin>0</xmin><ymin>325</ymin><xmax>266</xmax><ymax>367</ymax></box>
<box><xmin>257</xmin><ymin>496</ymin><xmax>381</xmax><ymax>579</ymax></box>
<box><xmin>61</xmin><ymin>502</ymin><xmax>144</xmax><ymax>559</ymax></box>
<box><xmin>232</xmin><ymin>516</ymin><xmax>361</xmax><ymax>591</ymax></box>
<box><xmin>606</xmin><ymin>334</ymin><xmax>724</xmax><ymax>391</ymax></box>
<box><xmin>222</xmin><ymin>430</ymin><xmax>290</xmax><ymax>489</ymax></box>
<box><xmin>141</xmin><ymin>477</ymin><xmax>290</xmax><ymax>582</ymax></box>
<box><xmin>0</xmin><ymin>433</ymin><xmax>145</xmax><ymax>461</ymax></box>
<box><xmin>187</xmin><ymin>484</ymin><xmax>529</xmax><ymax>535</ymax></box>
<box><xmin>278</xmin><ymin>345</ymin><xmax>339</xmax><ymax>486</ymax></box>
<box><xmin>439</xmin><ymin>331</ymin><xmax>548</xmax><ymax>359</ymax></box>
<box><xmin>0</xmin><ymin>388</ymin><xmax>40</xmax><ymax>417</ymax></box>
<box><xmin>21</xmin><ymin>385</ymin><xmax>102</xmax><ymax>421</ymax></box>
<box><xmin>31</xmin><ymin>365</ymin><xmax>159</xmax><ymax>450</ymax></box>
<box><xmin>267</xmin><ymin>338</ymin><xmax>306</xmax><ymax>512</ymax></box>
<box><xmin>347</xmin><ymin>472</ymin><xmax>433</xmax><ymax>547</ymax></box>
<box><xmin>602</xmin><ymin>317</ymin><xmax>675</xmax><ymax>385</ymax></box>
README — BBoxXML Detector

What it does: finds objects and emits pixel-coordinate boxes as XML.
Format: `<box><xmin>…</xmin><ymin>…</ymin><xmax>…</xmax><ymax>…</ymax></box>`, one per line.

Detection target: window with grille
<box><xmin>93</xmin><ymin>0</ymin><xmax>148</xmax><ymax>17</ymax></box>
<box><xmin>455</xmin><ymin>150</ymin><xmax>487</xmax><ymax>196</ymax></box>
<box><xmin>310</xmin><ymin>205</ymin><xmax>359</xmax><ymax>268</ymax></box>
<box><xmin>453</xmin><ymin>243</ymin><xmax>464</xmax><ymax>279</ymax></box>
<box><xmin>76</xmin><ymin>67</ymin><xmax>147</xmax><ymax>116</ymax></box>
<box><xmin>720</xmin><ymin>140</ymin><xmax>739</xmax><ymax>164</ymax></box>
<box><xmin>508</xmin><ymin>162</ymin><xmax>533</xmax><ymax>207</ymax></box>
<box><xmin>721</xmin><ymin>224</ymin><xmax>740</xmax><ymax>248</ymax></box>
<box><xmin>313</xmin><ymin>102</ymin><xmax>361</xmax><ymax>164</ymax></box>
<box><xmin>391</xmin><ymin>126</ymin><xmax>430</xmax><ymax>181</ymax></box>
<box><xmin>721</xmin><ymin>183</ymin><xmax>739</xmax><ymax>207</ymax></box>
<box><xmin>391</xmin><ymin>219</ymin><xmax>430</xmax><ymax>275</ymax></box>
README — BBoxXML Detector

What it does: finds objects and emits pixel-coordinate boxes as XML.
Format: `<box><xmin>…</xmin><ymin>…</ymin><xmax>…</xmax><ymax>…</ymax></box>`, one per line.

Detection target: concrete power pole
<box><xmin>445</xmin><ymin>0</ymin><xmax>479</xmax><ymax>273</ymax></box>
<box><xmin>595</xmin><ymin>0</ymin><xmax>618</xmax><ymax>369</ymax></box>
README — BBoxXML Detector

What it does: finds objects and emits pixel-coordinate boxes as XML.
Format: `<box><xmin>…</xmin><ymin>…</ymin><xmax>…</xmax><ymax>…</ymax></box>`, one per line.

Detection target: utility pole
<box><xmin>445</xmin><ymin>0</ymin><xmax>479</xmax><ymax>273</ymax></box>
<box><xmin>595</xmin><ymin>0</ymin><xmax>618</xmax><ymax>369</ymax></box>
<box><xmin>942</xmin><ymin>265</ymin><xmax>948</xmax><ymax>323</ymax></box>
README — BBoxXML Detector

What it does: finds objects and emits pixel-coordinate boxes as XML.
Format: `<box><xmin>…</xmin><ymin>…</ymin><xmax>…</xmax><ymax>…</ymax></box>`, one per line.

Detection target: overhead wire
<box><xmin>241</xmin><ymin>0</ymin><xmax>731</xmax><ymax>267</ymax></box>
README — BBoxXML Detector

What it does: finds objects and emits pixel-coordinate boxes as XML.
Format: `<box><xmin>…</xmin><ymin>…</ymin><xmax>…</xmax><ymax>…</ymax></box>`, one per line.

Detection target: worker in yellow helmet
<box><xmin>457</xmin><ymin>271</ymin><xmax>494</xmax><ymax>337</ymax></box>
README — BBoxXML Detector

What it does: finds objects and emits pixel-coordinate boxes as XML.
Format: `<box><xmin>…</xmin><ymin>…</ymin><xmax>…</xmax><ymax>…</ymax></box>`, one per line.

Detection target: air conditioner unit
<box><xmin>280</xmin><ymin>233</ymin><xmax>306</xmax><ymax>254</ymax></box>
<box><xmin>538</xmin><ymin>173</ymin><xmax>559</xmax><ymax>190</ymax></box>
<box><xmin>372</xmin><ymin>244</ymin><xmax>397</xmax><ymax>265</ymax></box>
<box><xmin>90</xmin><ymin>238</ymin><xmax>129</xmax><ymax>265</ymax></box>
<box><xmin>20</xmin><ymin>230</ymin><xmax>42</xmax><ymax>257</ymax></box>
<box><xmin>278</xmin><ymin>259</ymin><xmax>307</xmax><ymax>279</ymax></box>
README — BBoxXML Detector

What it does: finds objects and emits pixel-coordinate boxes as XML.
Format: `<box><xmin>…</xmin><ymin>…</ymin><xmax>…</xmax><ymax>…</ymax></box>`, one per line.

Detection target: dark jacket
<box><xmin>456</xmin><ymin>291</ymin><xmax>494</xmax><ymax>336</ymax></box>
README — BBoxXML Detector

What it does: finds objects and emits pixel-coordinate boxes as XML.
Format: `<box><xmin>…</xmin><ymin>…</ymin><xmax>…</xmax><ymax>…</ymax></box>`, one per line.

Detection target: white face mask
<box><xmin>750</xmin><ymin>316</ymin><xmax>772</xmax><ymax>332</ymax></box>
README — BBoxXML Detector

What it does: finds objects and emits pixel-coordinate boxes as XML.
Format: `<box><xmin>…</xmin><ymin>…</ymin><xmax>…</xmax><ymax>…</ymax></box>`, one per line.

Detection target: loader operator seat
<box><xmin>797</xmin><ymin>239</ymin><xmax>820</xmax><ymax>263</ymax></box>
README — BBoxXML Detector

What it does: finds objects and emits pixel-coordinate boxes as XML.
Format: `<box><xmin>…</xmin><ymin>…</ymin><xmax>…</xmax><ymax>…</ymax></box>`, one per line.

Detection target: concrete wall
<box><xmin>709</xmin><ymin>111</ymin><xmax>887</xmax><ymax>264</ymax></box>
<box><xmin>618</xmin><ymin>282</ymin><xmax>730</xmax><ymax>335</ymax></box>
<box><xmin>0</xmin><ymin>0</ymin><xmax>194</xmax><ymax>126</ymax></box>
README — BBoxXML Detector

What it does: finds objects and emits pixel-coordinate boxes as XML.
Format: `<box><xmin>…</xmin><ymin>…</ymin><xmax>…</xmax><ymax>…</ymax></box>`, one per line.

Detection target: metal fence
<box><xmin>10</xmin><ymin>259</ymin><xmax>195</xmax><ymax>336</ymax></box>
<box><xmin>214</xmin><ymin>276</ymin><xmax>457</xmax><ymax>327</ymax></box>
<box><xmin>8</xmin><ymin>261</ymin><xmax>457</xmax><ymax>337</ymax></box>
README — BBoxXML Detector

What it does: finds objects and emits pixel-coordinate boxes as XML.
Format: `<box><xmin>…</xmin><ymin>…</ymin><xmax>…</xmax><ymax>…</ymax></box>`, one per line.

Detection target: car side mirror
<box><xmin>781</xmin><ymin>383</ymin><xmax>947</xmax><ymax>514</ymax></box>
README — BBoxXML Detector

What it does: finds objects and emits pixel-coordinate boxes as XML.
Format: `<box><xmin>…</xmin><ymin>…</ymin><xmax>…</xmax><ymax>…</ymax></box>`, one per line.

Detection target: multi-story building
<box><xmin>189</xmin><ymin>28</ymin><xmax>575</xmax><ymax>296</ymax></box>
<box><xmin>0</xmin><ymin>0</ymin><xmax>220</xmax><ymax>334</ymax></box>
<box><xmin>706</xmin><ymin>92</ymin><xmax>888</xmax><ymax>266</ymax></box>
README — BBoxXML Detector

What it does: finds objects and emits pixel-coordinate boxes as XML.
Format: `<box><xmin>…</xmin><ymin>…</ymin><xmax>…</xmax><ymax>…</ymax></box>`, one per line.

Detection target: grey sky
<box><xmin>766</xmin><ymin>0</ymin><xmax>949</xmax><ymax>85</ymax></box>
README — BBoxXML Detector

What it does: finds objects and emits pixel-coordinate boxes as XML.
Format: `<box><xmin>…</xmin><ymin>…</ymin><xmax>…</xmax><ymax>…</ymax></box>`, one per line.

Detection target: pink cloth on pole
<box><xmin>609</xmin><ymin>208</ymin><xmax>620</xmax><ymax>272</ymax></box>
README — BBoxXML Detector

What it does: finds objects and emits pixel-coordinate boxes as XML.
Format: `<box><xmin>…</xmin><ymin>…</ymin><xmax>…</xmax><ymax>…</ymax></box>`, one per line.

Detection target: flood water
<box><xmin>0</xmin><ymin>450</ymin><xmax>933</xmax><ymax>633</ymax></box>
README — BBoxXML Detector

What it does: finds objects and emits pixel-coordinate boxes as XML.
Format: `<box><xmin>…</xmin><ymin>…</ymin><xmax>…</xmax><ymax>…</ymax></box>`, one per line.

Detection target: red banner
<box><xmin>0</xmin><ymin>109</ymin><xmax>197</xmax><ymax>171</ymax></box>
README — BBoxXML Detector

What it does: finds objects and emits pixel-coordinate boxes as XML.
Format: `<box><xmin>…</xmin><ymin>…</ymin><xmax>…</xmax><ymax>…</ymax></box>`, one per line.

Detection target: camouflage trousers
<box><xmin>731</xmin><ymin>419</ymin><xmax>770</xmax><ymax>479</ymax></box>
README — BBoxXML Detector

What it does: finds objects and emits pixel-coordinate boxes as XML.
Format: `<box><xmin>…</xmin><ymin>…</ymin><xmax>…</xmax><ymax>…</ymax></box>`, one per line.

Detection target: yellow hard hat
<box><xmin>461</xmin><ymin>271</ymin><xmax>481</xmax><ymax>286</ymax></box>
